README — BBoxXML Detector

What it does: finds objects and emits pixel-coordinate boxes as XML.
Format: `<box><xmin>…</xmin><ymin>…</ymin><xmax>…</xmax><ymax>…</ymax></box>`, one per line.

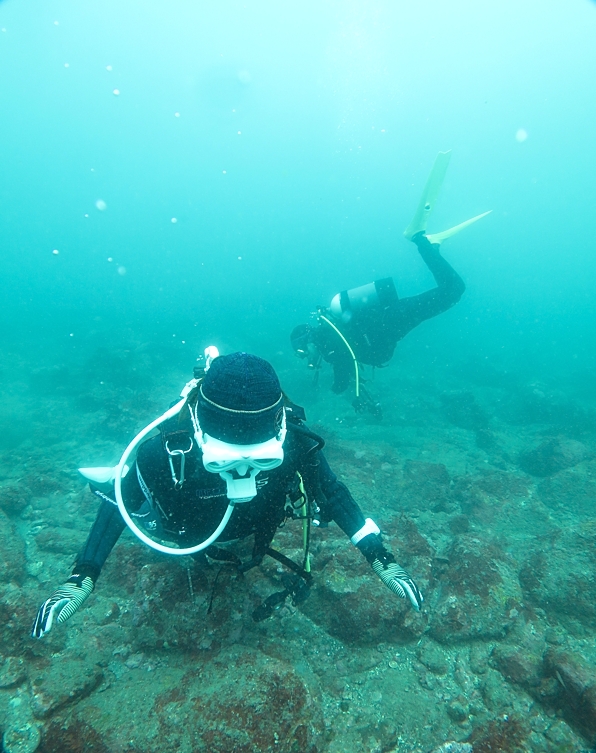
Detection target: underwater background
<box><xmin>1</xmin><ymin>1</ymin><xmax>596</xmax><ymax>752</ymax></box>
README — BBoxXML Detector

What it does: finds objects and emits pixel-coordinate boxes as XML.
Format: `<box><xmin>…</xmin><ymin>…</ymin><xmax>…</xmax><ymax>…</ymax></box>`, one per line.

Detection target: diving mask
<box><xmin>191</xmin><ymin>405</ymin><xmax>287</xmax><ymax>503</ymax></box>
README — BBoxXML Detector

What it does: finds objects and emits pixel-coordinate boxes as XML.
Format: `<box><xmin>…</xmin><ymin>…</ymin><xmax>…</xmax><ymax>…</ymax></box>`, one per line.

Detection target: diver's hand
<box><xmin>371</xmin><ymin>557</ymin><xmax>424</xmax><ymax>611</ymax></box>
<box><xmin>31</xmin><ymin>574</ymin><xmax>94</xmax><ymax>638</ymax></box>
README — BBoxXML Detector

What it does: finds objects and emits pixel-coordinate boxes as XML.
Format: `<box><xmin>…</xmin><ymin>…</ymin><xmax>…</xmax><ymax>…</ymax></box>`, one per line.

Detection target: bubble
<box><xmin>84</xmin><ymin>214</ymin><xmax>89</xmax><ymax>218</ymax></box>
<box><xmin>237</xmin><ymin>256</ymin><xmax>242</xmax><ymax>260</ymax></box>
<box><xmin>171</xmin><ymin>217</ymin><xmax>178</xmax><ymax>223</ymax></box>
<box><xmin>237</xmin><ymin>70</ymin><xmax>252</xmax><ymax>84</ymax></box>
<box><xmin>54</xmin><ymin>21</ymin><xmax>59</xmax><ymax>26</ymax></box>
<box><xmin>222</xmin><ymin>170</ymin><xmax>227</xmax><ymax>174</ymax></box>
<box><xmin>118</xmin><ymin>266</ymin><xmax>127</xmax><ymax>276</ymax></box>
<box><xmin>107</xmin><ymin>257</ymin><xmax>113</xmax><ymax>262</ymax></box>
<box><xmin>516</xmin><ymin>128</ymin><xmax>528</xmax><ymax>142</ymax></box>
<box><xmin>237</xmin><ymin>131</ymin><xmax>242</xmax><ymax>135</ymax></box>
<box><xmin>106</xmin><ymin>65</ymin><xmax>112</xmax><ymax>71</ymax></box>
<box><xmin>64</xmin><ymin>63</ymin><xmax>69</xmax><ymax>68</ymax></box>
<box><xmin>113</xmin><ymin>89</ymin><xmax>120</xmax><ymax>96</ymax></box>
<box><xmin>174</xmin><ymin>112</ymin><xmax>180</xmax><ymax>118</ymax></box>
<box><xmin>52</xmin><ymin>249</ymin><xmax>59</xmax><ymax>255</ymax></box>
<box><xmin>69</xmin><ymin>333</ymin><xmax>74</xmax><ymax>337</ymax></box>
<box><xmin>95</xmin><ymin>199</ymin><xmax>107</xmax><ymax>211</ymax></box>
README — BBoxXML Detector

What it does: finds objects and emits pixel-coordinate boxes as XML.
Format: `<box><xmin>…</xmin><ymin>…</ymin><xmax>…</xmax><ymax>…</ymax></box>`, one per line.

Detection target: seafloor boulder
<box><xmin>519</xmin><ymin>522</ymin><xmax>596</xmax><ymax>631</ymax></box>
<box><xmin>544</xmin><ymin>649</ymin><xmax>596</xmax><ymax>742</ymax></box>
<box><xmin>300</xmin><ymin>539</ymin><xmax>427</xmax><ymax>645</ymax></box>
<box><xmin>38</xmin><ymin>646</ymin><xmax>323</xmax><ymax>753</ymax></box>
<box><xmin>0</xmin><ymin>508</ymin><xmax>26</xmax><ymax>585</ymax></box>
<box><xmin>440</xmin><ymin>391</ymin><xmax>489</xmax><ymax>431</ymax></box>
<box><xmin>537</xmin><ymin>461</ymin><xmax>596</xmax><ymax>517</ymax></box>
<box><xmin>397</xmin><ymin>460</ymin><xmax>452</xmax><ymax>513</ymax></box>
<box><xmin>518</xmin><ymin>437</ymin><xmax>590</xmax><ymax>477</ymax></box>
<box><xmin>428</xmin><ymin>535</ymin><xmax>523</xmax><ymax>644</ymax></box>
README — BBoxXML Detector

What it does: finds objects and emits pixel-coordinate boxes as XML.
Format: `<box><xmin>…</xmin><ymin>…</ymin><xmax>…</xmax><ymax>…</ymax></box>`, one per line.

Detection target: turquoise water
<box><xmin>2</xmin><ymin>2</ymin><xmax>596</xmax><ymax>752</ymax></box>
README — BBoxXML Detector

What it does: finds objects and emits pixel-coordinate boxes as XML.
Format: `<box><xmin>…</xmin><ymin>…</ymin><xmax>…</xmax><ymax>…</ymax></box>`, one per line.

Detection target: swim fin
<box><xmin>427</xmin><ymin>210</ymin><xmax>492</xmax><ymax>244</ymax></box>
<box><xmin>78</xmin><ymin>465</ymin><xmax>129</xmax><ymax>492</ymax></box>
<box><xmin>403</xmin><ymin>151</ymin><xmax>452</xmax><ymax>240</ymax></box>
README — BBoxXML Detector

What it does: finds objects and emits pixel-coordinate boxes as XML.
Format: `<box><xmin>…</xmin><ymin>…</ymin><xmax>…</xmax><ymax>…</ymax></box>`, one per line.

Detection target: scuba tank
<box><xmin>329</xmin><ymin>277</ymin><xmax>398</xmax><ymax>322</ymax></box>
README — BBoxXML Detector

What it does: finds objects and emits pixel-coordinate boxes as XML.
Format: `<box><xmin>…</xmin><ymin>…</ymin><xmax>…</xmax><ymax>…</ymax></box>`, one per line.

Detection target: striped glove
<box><xmin>371</xmin><ymin>557</ymin><xmax>424</xmax><ymax>611</ymax></box>
<box><xmin>31</xmin><ymin>574</ymin><xmax>94</xmax><ymax>638</ymax></box>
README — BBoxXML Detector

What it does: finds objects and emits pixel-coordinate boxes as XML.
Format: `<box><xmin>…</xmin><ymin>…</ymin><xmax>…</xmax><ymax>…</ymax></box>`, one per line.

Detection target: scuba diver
<box><xmin>32</xmin><ymin>349</ymin><xmax>423</xmax><ymax>638</ymax></box>
<box><xmin>290</xmin><ymin>151</ymin><xmax>491</xmax><ymax>417</ymax></box>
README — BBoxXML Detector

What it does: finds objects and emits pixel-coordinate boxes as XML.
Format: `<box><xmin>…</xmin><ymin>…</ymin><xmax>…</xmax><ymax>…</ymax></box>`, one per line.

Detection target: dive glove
<box><xmin>31</xmin><ymin>574</ymin><xmax>94</xmax><ymax>639</ymax></box>
<box><xmin>357</xmin><ymin>532</ymin><xmax>424</xmax><ymax>611</ymax></box>
<box><xmin>371</xmin><ymin>555</ymin><xmax>424</xmax><ymax>611</ymax></box>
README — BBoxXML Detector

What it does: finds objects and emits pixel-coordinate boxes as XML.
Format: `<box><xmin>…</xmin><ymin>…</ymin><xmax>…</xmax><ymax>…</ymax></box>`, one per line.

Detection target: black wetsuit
<box><xmin>74</xmin><ymin>423</ymin><xmax>371</xmax><ymax>583</ymax></box>
<box><xmin>313</xmin><ymin>235</ymin><xmax>466</xmax><ymax>393</ymax></box>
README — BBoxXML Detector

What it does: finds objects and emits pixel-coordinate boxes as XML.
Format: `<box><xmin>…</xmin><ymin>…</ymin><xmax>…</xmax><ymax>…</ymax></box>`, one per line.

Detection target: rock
<box><xmin>0</xmin><ymin>508</ymin><xmax>26</xmax><ymax>585</ymax></box>
<box><xmin>451</xmin><ymin>471</ymin><xmax>530</xmax><ymax>520</ymax></box>
<box><xmin>518</xmin><ymin>437</ymin><xmax>590</xmax><ymax>477</ymax></box>
<box><xmin>441</xmin><ymin>391</ymin><xmax>489</xmax><ymax>431</ymax></box>
<box><xmin>301</xmin><ymin>524</ymin><xmax>430</xmax><ymax>645</ymax></box>
<box><xmin>30</xmin><ymin>656</ymin><xmax>104</xmax><ymax>718</ymax></box>
<box><xmin>0</xmin><ymin>656</ymin><xmax>27</xmax><ymax>688</ymax></box>
<box><xmin>0</xmin><ymin>485</ymin><xmax>29</xmax><ymax>516</ymax></box>
<box><xmin>428</xmin><ymin>536</ymin><xmax>522</xmax><ymax>643</ymax></box>
<box><xmin>519</xmin><ymin>523</ymin><xmax>596</xmax><ymax>630</ymax></box>
<box><xmin>398</xmin><ymin>461</ymin><xmax>452</xmax><ymax>513</ymax></box>
<box><xmin>41</xmin><ymin>646</ymin><xmax>323</xmax><ymax>753</ymax></box>
<box><xmin>469</xmin><ymin>644</ymin><xmax>490</xmax><ymax>675</ymax></box>
<box><xmin>430</xmin><ymin>744</ymin><xmax>472</xmax><ymax>753</ymax></box>
<box><xmin>2</xmin><ymin>721</ymin><xmax>41</xmax><ymax>753</ymax></box>
<box><xmin>492</xmin><ymin>645</ymin><xmax>544</xmax><ymax>689</ymax></box>
<box><xmin>446</xmin><ymin>699</ymin><xmax>468</xmax><ymax>723</ymax></box>
<box><xmin>467</xmin><ymin>716</ymin><xmax>529</xmax><ymax>752</ymax></box>
<box><xmin>544</xmin><ymin>649</ymin><xmax>596</xmax><ymax>740</ymax></box>
<box><xmin>417</xmin><ymin>641</ymin><xmax>450</xmax><ymax>675</ymax></box>
<box><xmin>498</xmin><ymin>383</ymin><xmax>591</xmax><ymax>430</ymax></box>
<box><xmin>300</xmin><ymin>567</ymin><xmax>415</xmax><ymax>646</ymax></box>
<box><xmin>34</xmin><ymin>527</ymin><xmax>82</xmax><ymax>554</ymax></box>
<box><xmin>537</xmin><ymin>464</ymin><xmax>596</xmax><ymax>517</ymax></box>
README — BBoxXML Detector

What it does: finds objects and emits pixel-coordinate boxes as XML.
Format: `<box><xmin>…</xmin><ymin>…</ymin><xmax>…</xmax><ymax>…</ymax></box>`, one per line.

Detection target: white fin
<box><xmin>427</xmin><ymin>210</ymin><xmax>492</xmax><ymax>244</ymax></box>
<box><xmin>404</xmin><ymin>151</ymin><xmax>452</xmax><ymax>240</ymax></box>
<box><xmin>78</xmin><ymin>465</ymin><xmax>129</xmax><ymax>485</ymax></box>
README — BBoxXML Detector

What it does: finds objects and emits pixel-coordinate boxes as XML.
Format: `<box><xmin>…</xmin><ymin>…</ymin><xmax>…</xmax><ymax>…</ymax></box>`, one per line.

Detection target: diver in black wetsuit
<box><xmin>32</xmin><ymin>351</ymin><xmax>423</xmax><ymax>638</ymax></box>
<box><xmin>290</xmin><ymin>232</ymin><xmax>465</xmax><ymax>411</ymax></box>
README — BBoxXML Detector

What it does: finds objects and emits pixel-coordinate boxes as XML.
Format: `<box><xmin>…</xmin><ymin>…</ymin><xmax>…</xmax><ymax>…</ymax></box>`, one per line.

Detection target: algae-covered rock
<box><xmin>428</xmin><ymin>536</ymin><xmax>522</xmax><ymax>643</ymax></box>
<box><xmin>467</xmin><ymin>716</ymin><xmax>530</xmax><ymax>752</ymax></box>
<box><xmin>518</xmin><ymin>437</ymin><xmax>590</xmax><ymax>477</ymax></box>
<box><xmin>0</xmin><ymin>508</ymin><xmax>26</xmax><ymax>585</ymax></box>
<box><xmin>398</xmin><ymin>460</ymin><xmax>452</xmax><ymax>513</ymax></box>
<box><xmin>441</xmin><ymin>390</ymin><xmax>489</xmax><ymax>431</ymax></box>
<box><xmin>537</xmin><ymin>463</ymin><xmax>596</xmax><ymax>517</ymax></box>
<box><xmin>0</xmin><ymin>485</ymin><xmax>29</xmax><ymax>516</ymax></box>
<box><xmin>2</xmin><ymin>721</ymin><xmax>41</xmax><ymax>753</ymax></box>
<box><xmin>300</xmin><ymin>543</ymin><xmax>422</xmax><ymax>645</ymax></box>
<box><xmin>519</xmin><ymin>522</ymin><xmax>596</xmax><ymax>630</ymax></box>
<box><xmin>41</xmin><ymin>646</ymin><xmax>323</xmax><ymax>753</ymax></box>
<box><xmin>30</xmin><ymin>655</ymin><xmax>104</xmax><ymax>718</ymax></box>
<box><xmin>544</xmin><ymin>648</ymin><xmax>596</xmax><ymax>741</ymax></box>
<box><xmin>300</xmin><ymin>520</ymin><xmax>430</xmax><ymax>645</ymax></box>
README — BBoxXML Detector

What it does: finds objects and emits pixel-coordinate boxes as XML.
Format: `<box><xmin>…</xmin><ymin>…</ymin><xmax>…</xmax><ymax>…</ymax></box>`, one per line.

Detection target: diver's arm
<box><xmin>73</xmin><ymin>459</ymin><xmax>145</xmax><ymax>578</ymax></box>
<box><xmin>314</xmin><ymin>451</ymin><xmax>423</xmax><ymax>610</ymax></box>
<box><xmin>72</xmin><ymin>494</ymin><xmax>128</xmax><ymax>580</ymax></box>
<box><xmin>31</xmin><ymin>468</ymin><xmax>143</xmax><ymax>638</ymax></box>
<box><xmin>314</xmin><ymin>451</ymin><xmax>366</xmax><ymax>536</ymax></box>
<box><xmin>396</xmin><ymin>233</ymin><xmax>465</xmax><ymax>331</ymax></box>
